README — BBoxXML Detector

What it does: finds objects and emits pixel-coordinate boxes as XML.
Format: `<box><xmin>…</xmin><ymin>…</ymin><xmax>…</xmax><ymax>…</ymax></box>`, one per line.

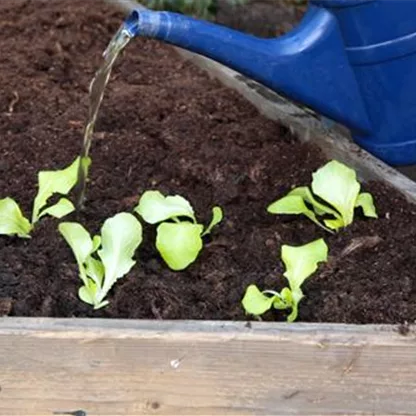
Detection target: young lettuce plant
<box><xmin>134</xmin><ymin>190</ymin><xmax>223</xmax><ymax>271</ymax></box>
<box><xmin>59</xmin><ymin>212</ymin><xmax>142</xmax><ymax>309</ymax></box>
<box><xmin>267</xmin><ymin>160</ymin><xmax>377</xmax><ymax>232</ymax></box>
<box><xmin>0</xmin><ymin>157</ymin><xmax>89</xmax><ymax>238</ymax></box>
<box><xmin>242</xmin><ymin>238</ymin><xmax>328</xmax><ymax>322</ymax></box>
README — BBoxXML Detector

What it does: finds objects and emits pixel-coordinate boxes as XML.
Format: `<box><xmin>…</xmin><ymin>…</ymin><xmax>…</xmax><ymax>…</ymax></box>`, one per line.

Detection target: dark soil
<box><xmin>1</xmin><ymin>0</ymin><xmax>416</xmax><ymax>324</ymax></box>
<box><xmin>216</xmin><ymin>0</ymin><xmax>306</xmax><ymax>37</ymax></box>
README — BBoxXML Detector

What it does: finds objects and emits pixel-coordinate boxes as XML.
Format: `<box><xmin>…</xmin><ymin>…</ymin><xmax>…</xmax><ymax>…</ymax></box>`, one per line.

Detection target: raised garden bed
<box><xmin>1</xmin><ymin>0</ymin><xmax>416</xmax><ymax>414</ymax></box>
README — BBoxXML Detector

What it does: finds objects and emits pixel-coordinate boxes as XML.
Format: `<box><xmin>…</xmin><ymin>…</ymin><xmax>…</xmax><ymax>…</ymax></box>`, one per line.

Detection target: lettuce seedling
<box><xmin>59</xmin><ymin>212</ymin><xmax>142</xmax><ymax>309</ymax></box>
<box><xmin>0</xmin><ymin>157</ymin><xmax>88</xmax><ymax>238</ymax></box>
<box><xmin>267</xmin><ymin>160</ymin><xmax>377</xmax><ymax>232</ymax></box>
<box><xmin>242</xmin><ymin>238</ymin><xmax>328</xmax><ymax>322</ymax></box>
<box><xmin>134</xmin><ymin>190</ymin><xmax>223</xmax><ymax>271</ymax></box>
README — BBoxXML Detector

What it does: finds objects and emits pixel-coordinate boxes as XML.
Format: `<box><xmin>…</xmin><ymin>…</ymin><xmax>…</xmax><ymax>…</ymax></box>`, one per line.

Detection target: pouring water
<box><xmin>75</xmin><ymin>25</ymin><xmax>132</xmax><ymax>208</ymax></box>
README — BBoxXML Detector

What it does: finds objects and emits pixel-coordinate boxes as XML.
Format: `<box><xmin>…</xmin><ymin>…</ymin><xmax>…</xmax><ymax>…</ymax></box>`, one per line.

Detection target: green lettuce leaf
<box><xmin>311</xmin><ymin>160</ymin><xmax>360</xmax><ymax>228</ymax></box>
<box><xmin>281</xmin><ymin>238</ymin><xmax>328</xmax><ymax>321</ymax></box>
<box><xmin>78</xmin><ymin>282</ymin><xmax>98</xmax><ymax>307</ymax></box>
<box><xmin>59</xmin><ymin>222</ymin><xmax>103</xmax><ymax>308</ymax></box>
<box><xmin>37</xmin><ymin>198</ymin><xmax>75</xmax><ymax>221</ymax></box>
<box><xmin>201</xmin><ymin>206</ymin><xmax>223</xmax><ymax>236</ymax></box>
<box><xmin>60</xmin><ymin>213</ymin><xmax>142</xmax><ymax>309</ymax></box>
<box><xmin>135</xmin><ymin>190</ymin><xmax>195</xmax><ymax>224</ymax></box>
<box><xmin>242</xmin><ymin>285</ymin><xmax>276</xmax><ymax>316</ymax></box>
<box><xmin>136</xmin><ymin>190</ymin><xmax>223</xmax><ymax>270</ymax></box>
<box><xmin>32</xmin><ymin>157</ymin><xmax>88</xmax><ymax>224</ymax></box>
<box><xmin>288</xmin><ymin>186</ymin><xmax>340</xmax><ymax>218</ymax></box>
<box><xmin>0</xmin><ymin>197</ymin><xmax>32</xmax><ymax>238</ymax></box>
<box><xmin>96</xmin><ymin>213</ymin><xmax>143</xmax><ymax>304</ymax></box>
<box><xmin>355</xmin><ymin>192</ymin><xmax>378</xmax><ymax>218</ymax></box>
<box><xmin>242</xmin><ymin>240</ymin><xmax>328</xmax><ymax>322</ymax></box>
<box><xmin>278</xmin><ymin>287</ymin><xmax>293</xmax><ymax>310</ymax></box>
<box><xmin>268</xmin><ymin>161</ymin><xmax>377</xmax><ymax>231</ymax></box>
<box><xmin>85</xmin><ymin>256</ymin><xmax>105</xmax><ymax>287</ymax></box>
<box><xmin>267</xmin><ymin>193</ymin><xmax>332</xmax><ymax>232</ymax></box>
<box><xmin>282</xmin><ymin>238</ymin><xmax>328</xmax><ymax>291</ymax></box>
<box><xmin>156</xmin><ymin>222</ymin><xmax>204</xmax><ymax>271</ymax></box>
<box><xmin>58</xmin><ymin>222</ymin><xmax>96</xmax><ymax>286</ymax></box>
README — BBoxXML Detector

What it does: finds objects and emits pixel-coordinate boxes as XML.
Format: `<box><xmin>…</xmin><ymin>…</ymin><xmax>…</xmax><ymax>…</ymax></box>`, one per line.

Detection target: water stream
<box><xmin>75</xmin><ymin>25</ymin><xmax>132</xmax><ymax>208</ymax></box>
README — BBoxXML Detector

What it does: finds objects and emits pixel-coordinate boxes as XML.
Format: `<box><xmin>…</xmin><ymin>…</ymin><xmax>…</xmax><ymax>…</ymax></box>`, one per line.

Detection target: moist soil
<box><xmin>1</xmin><ymin>0</ymin><xmax>416</xmax><ymax>324</ymax></box>
<box><xmin>216</xmin><ymin>0</ymin><xmax>306</xmax><ymax>38</ymax></box>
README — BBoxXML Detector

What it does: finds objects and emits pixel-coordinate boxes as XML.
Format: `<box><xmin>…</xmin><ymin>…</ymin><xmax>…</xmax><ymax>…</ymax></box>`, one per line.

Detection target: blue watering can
<box><xmin>124</xmin><ymin>0</ymin><xmax>416</xmax><ymax>166</ymax></box>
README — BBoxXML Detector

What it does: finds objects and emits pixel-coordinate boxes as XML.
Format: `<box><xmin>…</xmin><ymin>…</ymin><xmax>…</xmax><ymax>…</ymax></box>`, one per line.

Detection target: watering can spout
<box><xmin>124</xmin><ymin>7</ymin><xmax>371</xmax><ymax>135</ymax></box>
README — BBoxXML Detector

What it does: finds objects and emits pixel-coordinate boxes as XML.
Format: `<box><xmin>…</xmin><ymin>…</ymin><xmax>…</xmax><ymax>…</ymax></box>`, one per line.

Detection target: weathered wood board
<box><xmin>0</xmin><ymin>319</ymin><xmax>415</xmax><ymax>415</ymax></box>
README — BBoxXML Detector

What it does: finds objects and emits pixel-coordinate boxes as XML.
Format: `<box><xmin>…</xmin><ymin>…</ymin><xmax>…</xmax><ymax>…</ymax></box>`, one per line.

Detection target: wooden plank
<box><xmin>0</xmin><ymin>318</ymin><xmax>415</xmax><ymax>415</ymax></box>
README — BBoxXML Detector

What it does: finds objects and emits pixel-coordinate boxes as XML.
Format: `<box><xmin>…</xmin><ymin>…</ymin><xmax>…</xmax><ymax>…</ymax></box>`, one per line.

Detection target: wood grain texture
<box><xmin>0</xmin><ymin>318</ymin><xmax>415</xmax><ymax>415</ymax></box>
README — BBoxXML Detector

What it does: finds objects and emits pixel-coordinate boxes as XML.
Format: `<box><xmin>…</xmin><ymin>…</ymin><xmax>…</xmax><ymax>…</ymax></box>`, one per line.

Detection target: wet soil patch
<box><xmin>1</xmin><ymin>0</ymin><xmax>416</xmax><ymax>324</ymax></box>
